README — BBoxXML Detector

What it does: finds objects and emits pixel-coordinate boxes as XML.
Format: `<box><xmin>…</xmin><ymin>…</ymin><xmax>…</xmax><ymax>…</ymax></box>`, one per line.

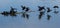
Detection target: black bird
<box><xmin>38</xmin><ymin>6</ymin><xmax>45</xmax><ymax>11</ymax></box>
<box><xmin>39</xmin><ymin>11</ymin><xmax>45</xmax><ymax>19</ymax></box>
<box><xmin>25</xmin><ymin>7</ymin><xmax>30</xmax><ymax>12</ymax></box>
<box><xmin>21</xmin><ymin>5</ymin><xmax>26</xmax><ymax>10</ymax></box>
<box><xmin>47</xmin><ymin>7</ymin><xmax>52</xmax><ymax>13</ymax></box>
<box><xmin>53</xmin><ymin>6</ymin><xmax>59</xmax><ymax>8</ymax></box>
<box><xmin>10</xmin><ymin>7</ymin><xmax>17</xmax><ymax>16</ymax></box>
<box><xmin>1</xmin><ymin>11</ymin><xmax>9</xmax><ymax>16</ymax></box>
<box><xmin>47</xmin><ymin>15</ymin><xmax>51</xmax><ymax>20</ymax></box>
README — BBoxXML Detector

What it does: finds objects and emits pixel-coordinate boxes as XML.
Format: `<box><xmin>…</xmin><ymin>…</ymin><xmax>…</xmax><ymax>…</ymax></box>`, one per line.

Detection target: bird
<box><xmin>21</xmin><ymin>5</ymin><xmax>26</xmax><ymax>10</ymax></box>
<box><xmin>53</xmin><ymin>6</ymin><xmax>59</xmax><ymax>14</ymax></box>
<box><xmin>47</xmin><ymin>14</ymin><xmax>51</xmax><ymax>20</ymax></box>
<box><xmin>25</xmin><ymin>7</ymin><xmax>30</xmax><ymax>12</ymax></box>
<box><xmin>9</xmin><ymin>7</ymin><xmax>17</xmax><ymax>16</ymax></box>
<box><xmin>1</xmin><ymin>11</ymin><xmax>9</xmax><ymax>16</ymax></box>
<box><xmin>38</xmin><ymin>6</ymin><xmax>45</xmax><ymax>11</ymax></box>
<box><xmin>47</xmin><ymin>7</ymin><xmax>52</xmax><ymax>13</ymax></box>
<box><xmin>53</xmin><ymin>6</ymin><xmax>59</xmax><ymax>8</ymax></box>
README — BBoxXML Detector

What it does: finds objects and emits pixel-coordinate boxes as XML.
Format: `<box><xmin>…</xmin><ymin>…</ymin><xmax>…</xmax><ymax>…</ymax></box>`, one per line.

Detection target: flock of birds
<box><xmin>0</xmin><ymin>5</ymin><xmax>59</xmax><ymax>20</ymax></box>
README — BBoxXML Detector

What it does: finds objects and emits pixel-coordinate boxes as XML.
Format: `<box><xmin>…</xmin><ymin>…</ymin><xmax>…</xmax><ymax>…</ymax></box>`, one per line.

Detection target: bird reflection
<box><xmin>22</xmin><ymin>12</ymin><xmax>26</xmax><ymax>18</ymax></box>
<box><xmin>54</xmin><ymin>11</ymin><xmax>59</xmax><ymax>14</ymax></box>
<box><xmin>47</xmin><ymin>14</ymin><xmax>51</xmax><ymax>20</ymax></box>
<box><xmin>22</xmin><ymin>12</ymin><xmax>29</xmax><ymax>19</ymax></box>
<box><xmin>26</xmin><ymin>14</ymin><xmax>29</xmax><ymax>19</ymax></box>
<box><xmin>39</xmin><ymin>11</ymin><xmax>45</xmax><ymax>19</ymax></box>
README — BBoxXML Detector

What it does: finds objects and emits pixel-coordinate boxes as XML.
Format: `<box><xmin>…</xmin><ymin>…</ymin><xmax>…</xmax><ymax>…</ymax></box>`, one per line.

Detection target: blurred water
<box><xmin>0</xmin><ymin>0</ymin><xmax>60</xmax><ymax>28</ymax></box>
